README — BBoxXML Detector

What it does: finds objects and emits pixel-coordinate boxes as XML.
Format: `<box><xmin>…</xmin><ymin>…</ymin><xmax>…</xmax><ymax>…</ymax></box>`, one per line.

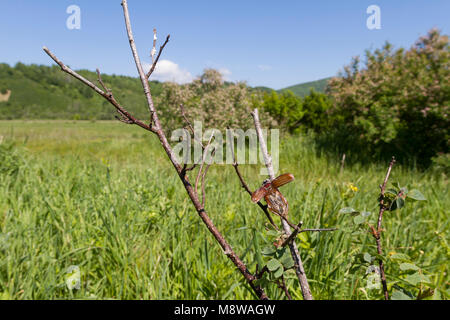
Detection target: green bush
<box><xmin>257</xmin><ymin>90</ymin><xmax>304</xmax><ymax>133</ymax></box>
<box><xmin>301</xmin><ymin>89</ymin><xmax>332</xmax><ymax>132</ymax></box>
<box><xmin>326</xmin><ymin>29</ymin><xmax>449</xmax><ymax>167</ymax></box>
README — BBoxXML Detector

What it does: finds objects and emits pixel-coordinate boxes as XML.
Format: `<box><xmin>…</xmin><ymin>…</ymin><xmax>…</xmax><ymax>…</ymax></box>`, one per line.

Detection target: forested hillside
<box><xmin>279</xmin><ymin>78</ymin><xmax>330</xmax><ymax>97</ymax></box>
<box><xmin>0</xmin><ymin>63</ymin><xmax>163</xmax><ymax>120</ymax></box>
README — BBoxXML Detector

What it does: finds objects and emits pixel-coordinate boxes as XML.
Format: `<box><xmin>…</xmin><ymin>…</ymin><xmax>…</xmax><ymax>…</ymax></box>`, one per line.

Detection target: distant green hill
<box><xmin>0</xmin><ymin>63</ymin><xmax>164</xmax><ymax>120</ymax></box>
<box><xmin>279</xmin><ymin>77</ymin><xmax>331</xmax><ymax>97</ymax></box>
<box><xmin>252</xmin><ymin>86</ymin><xmax>274</xmax><ymax>93</ymax></box>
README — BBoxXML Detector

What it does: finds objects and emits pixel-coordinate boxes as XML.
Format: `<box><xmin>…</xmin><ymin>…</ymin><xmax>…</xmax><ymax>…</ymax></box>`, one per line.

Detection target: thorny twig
<box><xmin>151</xmin><ymin>28</ymin><xmax>157</xmax><ymax>64</ymax></box>
<box><xmin>180</xmin><ymin>104</ymin><xmax>205</xmax><ymax>150</ymax></box>
<box><xmin>96</xmin><ymin>68</ymin><xmax>112</xmax><ymax>95</ymax></box>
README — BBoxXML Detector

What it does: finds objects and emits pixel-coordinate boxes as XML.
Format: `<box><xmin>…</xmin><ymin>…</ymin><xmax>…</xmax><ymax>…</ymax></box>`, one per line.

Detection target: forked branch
<box><xmin>43</xmin><ymin>0</ymin><xmax>268</xmax><ymax>300</ymax></box>
<box><xmin>147</xmin><ymin>33</ymin><xmax>170</xmax><ymax>78</ymax></box>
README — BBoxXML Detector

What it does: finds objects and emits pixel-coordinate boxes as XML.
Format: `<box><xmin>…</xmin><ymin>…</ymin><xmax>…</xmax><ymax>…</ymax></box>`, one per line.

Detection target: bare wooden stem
<box><xmin>195</xmin><ymin>133</ymin><xmax>214</xmax><ymax>195</ymax></box>
<box><xmin>201</xmin><ymin>149</ymin><xmax>215</xmax><ymax>207</ymax></box>
<box><xmin>251</xmin><ymin>108</ymin><xmax>313</xmax><ymax>300</ymax></box>
<box><xmin>226</xmin><ymin>128</ymin><xmax>278</xmax><ymax>229</ymax></box>
<box><xmin>146</xmin><ymin>34</ymin><xmax>170</xmax><ymax>79</ymax></box>
<box><xmin>281</xmin><ymin>221</ymin><xmax>337</xmax><ymax>248</ymax></box>
<box><xmin>277</xmin><ymin>275</ymin><xmax>292</xmax><ymax>300</ymax></box>
<box><xmin>374</xmin><ymin>156</ymin><xmax>396</xmax><ymax>300</ymax></box>
<box><xmin>180</xmin><ymin>104</ymin><xmax>205</xmax><ymax>149</ymax></box>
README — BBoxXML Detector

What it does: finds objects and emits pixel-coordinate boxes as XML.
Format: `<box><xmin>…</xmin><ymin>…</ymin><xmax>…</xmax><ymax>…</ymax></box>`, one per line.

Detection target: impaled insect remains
<box><xmin>251</xmin><ymin>173</ymin><xmax>294</xmax><ymax>218</ymax></box>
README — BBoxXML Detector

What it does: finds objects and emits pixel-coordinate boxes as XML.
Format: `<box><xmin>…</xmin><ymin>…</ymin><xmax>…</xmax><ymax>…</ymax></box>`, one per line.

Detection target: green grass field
<box><xmin>0</xmin><ymin>121</ymin><xmax>448</xmax><ymax>299</ymax></box>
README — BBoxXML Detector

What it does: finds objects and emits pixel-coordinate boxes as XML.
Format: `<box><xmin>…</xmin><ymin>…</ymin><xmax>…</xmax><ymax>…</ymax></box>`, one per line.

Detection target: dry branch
<box><xmin>251</xmin><ymin>108</ymin><xmax>313</xmax><ymax>300</ymax></box>
<box><xmin>281</xmin><ymin>222</ymin><xmax>337</xmax><ymax>248</ymax></box>
<box><xmin>43</xmin><ymin>47</ymin><xmax>153</xmax><ymax>133</ymax></box>
<box><xmin>374</xmin><ymin>156</ymin><xmax>396</xmax><ymax>300</ymax></box>
<box><xmin>43</xmin><ymin>0</ymin><xmax>268</xmax><ymax>300</ymax></box>
<box><xmin>146</xmin><ymin>34</ymin><xmax>170</xmax><ymax>78</ymax></box>
<box><xmin>180</xmin><ymin>104</ymin><xmax>205</xmax><ymax>150</ymax></box>
<box><xmin>226</xmin><ymin>128</ymin><xmax>278</xmax><ymax>229</ymax></box>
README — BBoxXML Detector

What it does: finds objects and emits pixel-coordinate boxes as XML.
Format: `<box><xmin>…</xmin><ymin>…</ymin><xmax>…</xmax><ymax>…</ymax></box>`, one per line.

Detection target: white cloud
<box><xmin>218</xmin><ymin>68</ymin><xmax>232</xmax><ymax>81</ymax></box>
<box><xmin>257</xmin><ymin>64</ymin><xmax>272</xmax><ymax>71</ymax></box>
<box><xmin>144</xmin><ymin>59</ymin><xmax>193</xmax><ymax>84</ymax></box>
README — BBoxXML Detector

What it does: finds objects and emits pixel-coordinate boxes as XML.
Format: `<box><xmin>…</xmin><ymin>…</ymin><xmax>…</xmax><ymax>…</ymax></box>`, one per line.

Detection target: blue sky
<box><xmin>0</xmin><ymin>0</ymin><xmax>448</xmax><ymax>89</ymax></box>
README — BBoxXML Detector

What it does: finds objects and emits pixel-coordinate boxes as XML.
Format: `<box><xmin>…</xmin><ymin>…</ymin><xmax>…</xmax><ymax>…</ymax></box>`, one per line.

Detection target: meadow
<box><xmin>0</xmin><ymin>121</ymin><xmax>448</xmax><ymax>300</ymax></box>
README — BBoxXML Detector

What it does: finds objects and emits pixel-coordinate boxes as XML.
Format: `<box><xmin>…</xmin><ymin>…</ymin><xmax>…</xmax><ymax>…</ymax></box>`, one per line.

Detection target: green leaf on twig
<box><xmin>391</xmin><ymin>290</ymin><xmax>413</xmax><ymax>300</ymax></box>
<box><xmin>267</xmin><ymin>258</ymin><xmax>282</xmax><ymax>272</ymax></box>
<box><xmin>405</xmin><ymin>273</ymin><xmax>431</xmax><ymax>286</ymax></box>
<box><xmin>399</xmin><ymin>263</ymin><xmax>419</xmax><ymax>271</ymax></box>
<box><xmin>273</xmin><ymin>266</ymin><xmax>284</xmax><ymax>278</ymax></box>
<box><xmin>261</xmin><ymin>246</ymin><xmax>276</xmax><ymax>256</ymax></box>
<box><xmin>407</xmin><ymin>189</ymin><xmax>426</xmax><ymax>201</ymax></box>
<box><xmin>390</xmin><ymin>253</ymin><xmax>411</xmax><ymax>262</ymax></box>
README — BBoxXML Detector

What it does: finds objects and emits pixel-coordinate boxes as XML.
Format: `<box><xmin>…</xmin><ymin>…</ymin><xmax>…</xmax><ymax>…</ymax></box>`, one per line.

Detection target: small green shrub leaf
<box><xmin>261</xmin><ymin>246</ymin><xmax>276</xmax><ymax>256</ymax></box>
<box><xmin>353</xmin><ymin>215</ymin><xmax>366</xmax><ymax>225</ymax></box>
<box><xmin>267</xmin><ymin>258</ymin><xmax>282</xmax><ymax>271</ymax></box>
<box><xmin>399</xmin><ymin>263</ymin><xmax>419</xmax><ymax>271</ymax></box>
<box><xmin>273</xmin><ymin>266</ymin><xmax>284</xmax><ymax>278</ymax></box>
<box><xmin>405</xmin><ymin>273</ymin><xmax>431</xmax><ymax>285</ymax></box>
<box><xmin>390</xmin><ymin>253</ymin><xmax>411</xmax><ymax>262</ymax></box>
<box><xmin>386</xmin><ymin>188</ymin><xmax>398</xmax><ymax>196</ymax></box>
<box><xmin>361</xmin><ymin>211</ymin><xmax>371</xmax><ymax>217</ymax></box>
<box><xmin>407</xmin><ymin>189</ymin><xmax>426</xmax><ymax>201</ymax></box>
<box><xmin>395</xmin><ymin>197</ymin><xmax>405</xmax><ymax>210</ymax></box>
<box><xmin>391</xmin><ymin>290</ymin><xmax>413</xmax><ymax>300</ymax></box>
<box><xmin>280</xmin><ymin>254</ymin><xmax>295</xmax><ymax>269</ymax></box>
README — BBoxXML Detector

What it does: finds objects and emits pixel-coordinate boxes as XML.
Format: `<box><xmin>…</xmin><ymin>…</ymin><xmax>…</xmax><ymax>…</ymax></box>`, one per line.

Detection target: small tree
<box><xmin>156</xmin><ymin>69</ymin><xmax>276</xmax><ymax>132</ymax></box>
